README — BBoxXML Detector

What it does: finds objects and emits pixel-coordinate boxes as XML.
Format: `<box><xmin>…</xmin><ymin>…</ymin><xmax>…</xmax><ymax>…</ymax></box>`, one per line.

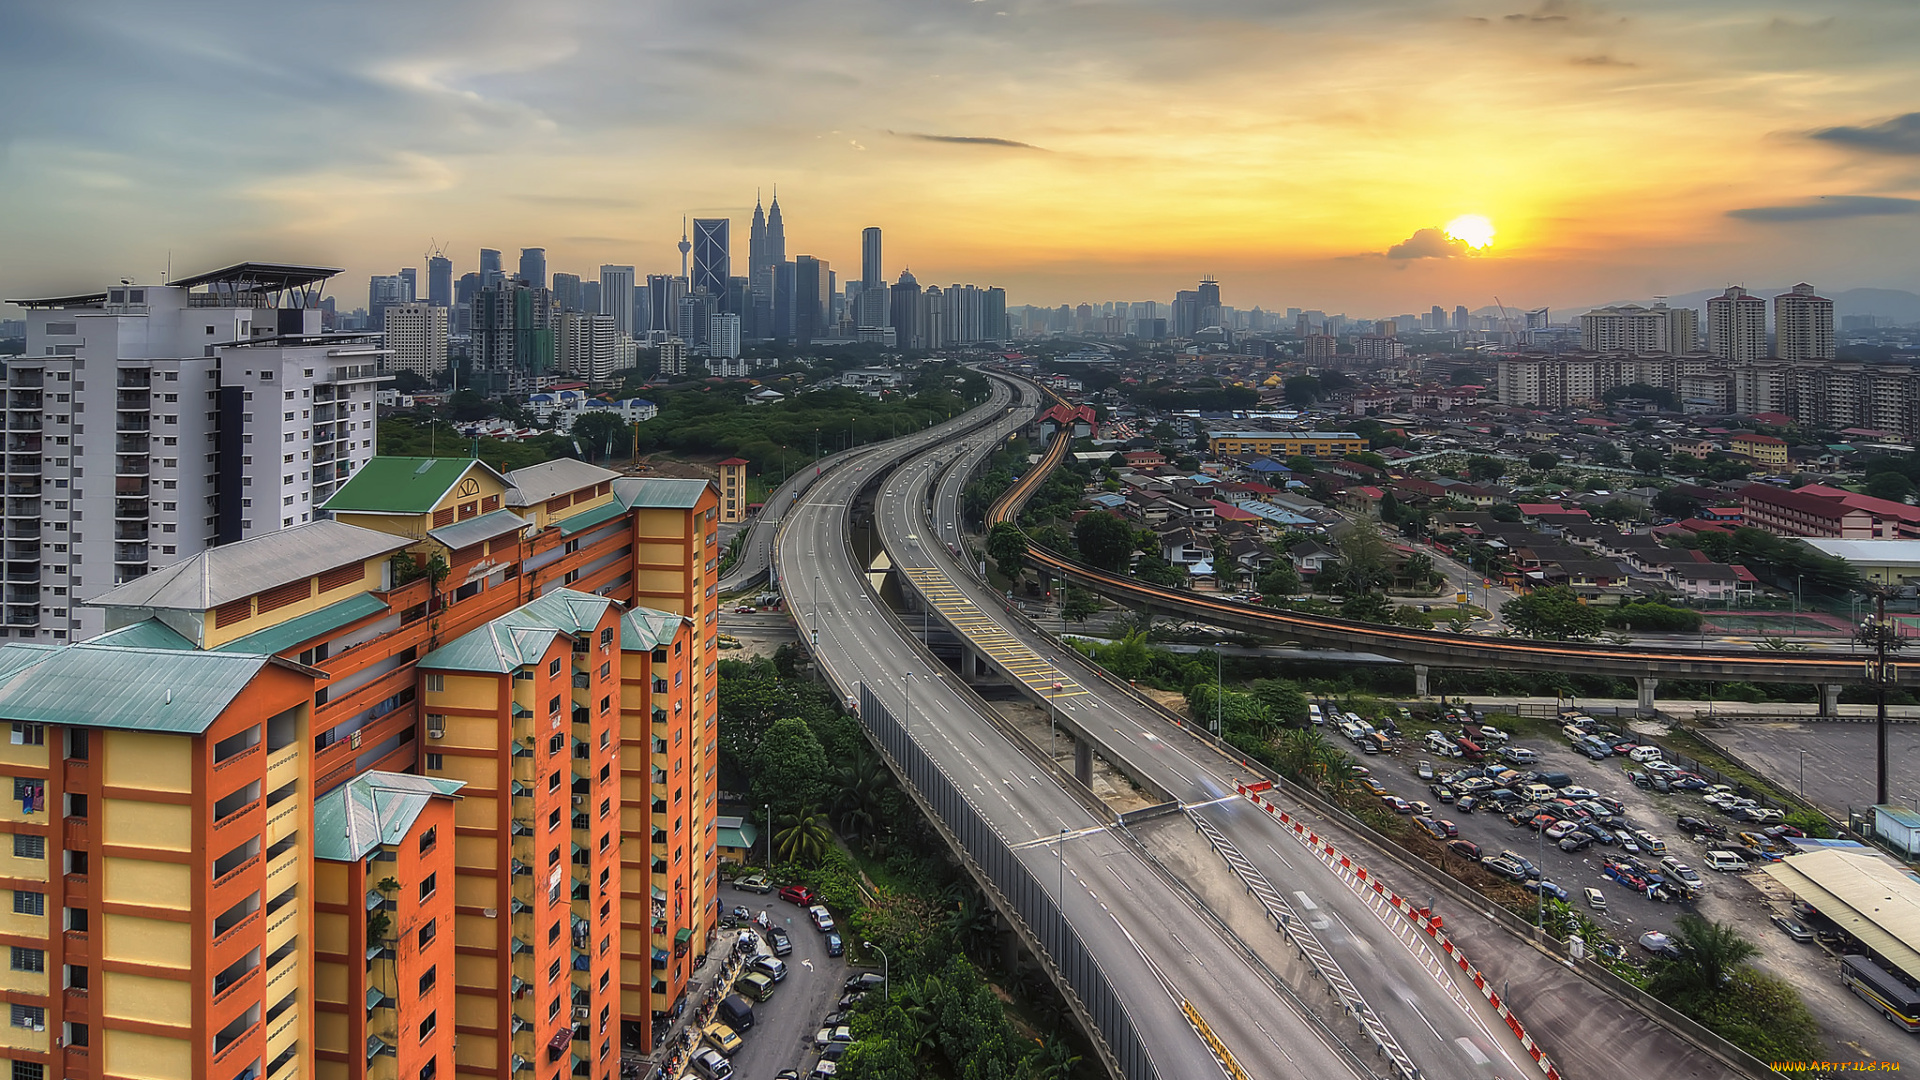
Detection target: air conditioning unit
<box><xmin>426</xmin><ymin>714</ymin><xmax>446</xmax><ymax>738</ymax></box>
<box><xmin>574</xmin><ymin>1007</ymin><xmax>590</xmax><ymax>1020</ymax></box>
<box><xmin>572</xmin><ymin>795</ymin><xmax>585</xmax><ymax>806</ymax></box>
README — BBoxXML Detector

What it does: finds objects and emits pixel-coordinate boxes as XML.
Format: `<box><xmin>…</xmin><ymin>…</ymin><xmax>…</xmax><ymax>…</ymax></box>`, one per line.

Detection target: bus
<box><xmin>1841</xmin><ymin>955</ymin><xmax>1920</xmax><ymax>1032</ymax></box>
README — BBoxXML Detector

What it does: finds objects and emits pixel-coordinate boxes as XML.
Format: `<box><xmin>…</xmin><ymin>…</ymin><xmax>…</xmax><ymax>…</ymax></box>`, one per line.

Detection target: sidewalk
<box><xmin>625</xmin><ymin>930</ymin><xmax>752</xmax><ymax>1080</ymax></box>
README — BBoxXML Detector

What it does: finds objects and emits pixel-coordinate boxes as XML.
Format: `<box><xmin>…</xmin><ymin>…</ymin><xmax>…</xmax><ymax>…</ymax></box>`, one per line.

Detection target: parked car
<box><xmin>1638</xmin><ymin>930</ymin><xmax>1680</xmax><ymax>958</ymax></box>
<box><xmin>1431</xmin><ymin>784</ymin><xmax>1456</xmax><ymax>804</ymax></box>
<box><xmin>691</xmin><ymin>1048</ymin><xmax>735</xmax><ymax>1080</ymax></box>
<box><xmin>1481</xmin><ymin>855</ymin><xmax>1528</xmax><ymax>882</ymax></box>
<box><xmin>752</xmin><ymin>956</ymin><xmax>788</xmax><ymax>982</ymax></box>
<box><xmin>825</xmin><ymin>932</ymin><xmax>844</xmax><ymax>956</ymax></box>
<box><xmin>1385</xmin><ymin>796</ymin><xmax>1413</xmax><ymax>814</ymax></box>
<box><xmin>814</xmin><ymin>1026</ymin><xmax>854</xmax><ymax>1051</ymax></box>
<box><xmin>809</xmin><ymin>905</ymin><xmax>835</xmax><ymax>932</ymax></box>
<box><xmin>1500</xmin><ymin>746</ymin><xmax>1538</xmax><ymax>766</ymax></box>
<box><xmin>1497</xmin><ymin>850</ymin><xmax>1541</xmax><ymax>879</ymax></box>
<box><xmin>1583</xmin><ymin>887</ymin><xmax>1607</xmax><ymax>911</ymax></box>
<box><xmin>779</xmin><ymin>885</ymin><xmax>817</xmax><ymax>906</ymax></box>
<box><xmin>1446</xmin><ymin>839</ymin><xmax>1482</xmax><ymax>861</ymax></box>
<box><xmin>1580</xmin><ymin>823</ymin><xmax>1618</xmax><ymax>845</ymax></box>
<box><xmin>1524</xmin><ymin>879</ymin><xmax>1570</xmax><ymax>903</ymax></box>
<box><xmin>1771</xmin><ymin>914</ymin><xmax>1815</xmax><ymax>942</ymax></box>
<box><xmin>1705</xmin><ymin>851</ymin><xmax>1748</xmax><ymax>872</ymax></box>
<box><xmin>767</xmin><ymin>926</ymin><xmax>792</xmax><ymax>956</ymax></box>
<box><xmin>704</xmin><ymin>1022</ymin><xmax>743</xmax><ymax>1056</ymax></box>
<box><xmin>1408</xmin><ymin>800</ymin><xmax>1433</xmax><ymax>817</ymax></box>
<box><xmin>1545</xmin><ymin>820</ymin><xmax>1582</xmax><ymax>841</ymax></box>
<box><xmin>736</xmin><ymin>874</ymin><xmax>774</xmax><ymax>894</ymax></box>
<box><xmin>1415</xmin><ymin>817</ymin><xmax>1448</xmax><ymax>841</ymax></box>
<box><xmin>1558</xmin><ymin>834</ymin><xmax>1593</xmax><ymax>853</ymax></box>
<box><xmin>733</xmin><ymin>972</ymin><xmax>776</xmax><ymax>1002</ymax></box>
<box><xmin>1454</xmin><ymin>795</ymin><xmax>1480</xmax><ymax>814</ymax></box>
<box><xmin>1416</xmin><ymin>760</ymin><xmax>1435</xmax><ymax>782</ymax></box>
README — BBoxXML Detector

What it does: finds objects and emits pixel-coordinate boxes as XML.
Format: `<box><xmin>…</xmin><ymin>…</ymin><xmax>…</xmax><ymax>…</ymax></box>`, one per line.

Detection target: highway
<box><xmin>877</xmin><ymin>398</ymin><xmax>1533</xmax><ymax>1080</ymax></box>
<box><xmin>778</xmin><ymin>378</ymin><xmax>1377</xmax><ymax>1080</ymax></box>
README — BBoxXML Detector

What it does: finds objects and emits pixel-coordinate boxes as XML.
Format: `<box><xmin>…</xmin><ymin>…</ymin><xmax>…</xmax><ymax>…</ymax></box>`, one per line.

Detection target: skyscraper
<box><xmin>384</xmin><ymin>301</ymin><xmax>449</xmax><ymax>378</ymax></box>
<box><xmin>369</xmin><ymin>271</ymin><xmax>414</xmax><ymax>329</ymax></box>
<box><xmin>1453</xmin><ymin>305</ymin><xmax>1471</xmax><ymax>331</ymax></box>
<box><xmin>1774</xmin><ymin>283</ymin><xmax>1835</xmax><ymax>361</ymax></box>
<box><xmin>692</xmin><ymin>218</ymin><xmax>731</xmax><ymax>308</ymax></box>
<box><xmin>1196</xmin><ymin>277</ymin><xmax>1221</xmax><ymax>330</ymax></box>
<box><xmin>647</xmin><ymin>274</ymin><xmax>687</xmax><ymax>336</ymax></box>
<box><xmin>1707</xmin><ymin>286</ymin><xmax>1767</xmax><ymax>362</ymax></box>
<box><xmin>1172</xmin><ymin>290</ymin><xmax>1201</xmax><ymax>338</ymax></box>
<box><xmin>600</xmin><ymin>264</ymin><xmax>635</xmax><ymax>339</ymax></box>
<box><xmin>862</xmin><ymin>226</ymin><xmax>883</xmax><ymax>288</ymax></box>
<box><xmin>891</xmin><ymin>269</ymin><xmax>921</xmax><ymax>349</ymax></box>
<box><xmin>766</xmin><ymin>192</ymin><xmax>786</xmax><ymax>264</ymax></box>
<box><xmin>794</xmin><ymin>256</ymin><xmax>828</xmax><ymax>344</ymax></box>
<box><xmin>551</xmin><ymin>271</ymin><xmax>583</xmax><ymax>312</ymax></box>
<box><xmin>518</xmin><ymin>246</ymin><xmax>546</xmax><ymax>289</ymax></box>
<box><xmin>480</xmin><ymin>247</ymin><xmax>504</xmax><ymax>288</ymax></box>
<box><xmin>428</xmin><ymin>252</ymin><xmax>453</xmax><ymax>307</ymax></box>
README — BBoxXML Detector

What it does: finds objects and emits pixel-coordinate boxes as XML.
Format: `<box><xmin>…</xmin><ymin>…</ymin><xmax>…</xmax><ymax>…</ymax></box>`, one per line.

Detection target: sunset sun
<box><xmin>1445</xmin><ymin>214</ymin><xmax>1496</xmax><ymax>249</ymax></box>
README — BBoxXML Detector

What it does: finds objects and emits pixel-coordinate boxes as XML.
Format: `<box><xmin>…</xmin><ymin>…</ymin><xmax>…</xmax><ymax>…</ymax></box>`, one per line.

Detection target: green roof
<box><xmin>324</xmin><ymin>457</ymin><xmax>511</xmax><ymax>515</ymax></box>
<box><xmin>312</xmin><ymin>771</ymin><xmax>464</xmax><ymax>862</ymax></box>
<box><xmin>621</xmin><ymin>608</ymin><xmax>686</xmax><ymax>651</ymax></box>
<box><xmin>0</xmin><ymin>644</ymin><xmax>295</xmax><ymax>734</ymax></box>
<box><xmin>717</xmin><ymin>816</ymin><xmax>757</xmax><ymax>850</ymax></box>
<box><xmin>86</xmin><ymin>619</ymin><xmax>196</xmax><ymax>650</ymax></box>
<box><xmin>215</xmin><ymin>592</ymin><xmax>390</xmax><ymax>656</ymax></box>
<box><xmin>613</xmin><ymin>477</ymin><xmax>710</xmax><ymax>510</ymax></box>
<box><xmin>428</xmin><ymin>508</ymin><xmax>528</xmax><ymax>551</ymax></box>
<box><xmin>419</xmin><ymin>589</ymin><xmax>619</xmax><ymax>674</ymax></box>
<box><xmin>558</xmin><ymin>499</ymin><xmax>625</xmax><ymax>536</ymax></box>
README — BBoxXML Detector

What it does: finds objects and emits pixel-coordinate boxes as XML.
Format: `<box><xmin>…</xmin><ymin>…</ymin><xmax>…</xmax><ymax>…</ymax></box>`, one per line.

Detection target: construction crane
<box><xmin>1493</xmin><ymin>296</ymin><xmax>1526</xmax><ymax>353</ymax></box>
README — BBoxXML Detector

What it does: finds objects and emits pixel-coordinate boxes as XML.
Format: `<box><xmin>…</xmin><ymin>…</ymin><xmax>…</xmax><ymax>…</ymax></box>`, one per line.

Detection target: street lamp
<box><xmin>904</xmin><ymin>672</ymin><xmax>913</xmax><ymax>741</ymax></box>
<box><xmin>1798</xmin><ymin>750</ymin><xmax>1807</xmax><ymax>799</ymax></box>
<box><xmin>862</xmin><ymin>941</ymin><xmax>890</xmax><ymax>1001</ymax></box>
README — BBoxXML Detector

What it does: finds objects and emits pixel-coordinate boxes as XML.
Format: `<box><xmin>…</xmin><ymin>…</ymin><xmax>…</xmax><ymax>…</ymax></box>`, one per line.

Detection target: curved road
<box><xmin>779</xmin><ymin>378</ymin><xmax>1372</xmax><ymax>1080</ymax></box>
<box><xmin>880</xmin><ymin>405</ymin><xmax>1529</xmax><ymax>1080</ymax></box>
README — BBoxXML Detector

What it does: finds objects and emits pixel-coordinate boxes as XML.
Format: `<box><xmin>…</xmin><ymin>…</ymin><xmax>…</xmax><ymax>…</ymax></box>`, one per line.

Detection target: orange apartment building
<box><xmin>0</xmin><ymin>455</ymin><xmax>720</xmax><ymax>1080</ymax></box>
<box><xmin>0</xmin><ymin>642</ymin><xmax>316</xmax><ymax>1080</ymax></box>
<box><xmin>311</xmin><ymin>772</ymin><xmax>462</xmax><ymax>1080</ymax></box>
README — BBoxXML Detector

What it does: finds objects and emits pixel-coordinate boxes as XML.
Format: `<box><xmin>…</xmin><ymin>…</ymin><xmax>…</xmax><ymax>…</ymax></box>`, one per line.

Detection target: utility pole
<box><xmin>1877</xmin><ymin>590</ymin><xmax>1890</xmax><ymax>806</ymax></box>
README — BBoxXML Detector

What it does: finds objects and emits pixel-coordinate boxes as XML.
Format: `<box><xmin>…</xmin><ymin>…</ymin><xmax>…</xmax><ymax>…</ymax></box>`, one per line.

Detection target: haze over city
<box><xmin>3</xmin><ymin>0</ymin><xmax>1919</xmax><ymax>314</ymax></box>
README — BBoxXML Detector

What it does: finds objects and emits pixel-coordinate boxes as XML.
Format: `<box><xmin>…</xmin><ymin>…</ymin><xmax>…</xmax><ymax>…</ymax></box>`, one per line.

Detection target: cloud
<box><xmin>1809</xmin><ymin>113</ymin><xmax>1920</xmax><ymax>156</ymax></box>
<box><xmin>1726</xmin><ymin>195</ymin><xmax>1920</xmax><ymax>222</ymax></box>
<box><xmin>1571</xmin><ymin>54</ymin><xmax>1635</xmax><ymax>67</ymax></box>
<box><xmin>1386</xmin><ymin>227</ymin><xmax>1469</xmax><ymax>259</ymax></box>
<box><xmin>890</xmin><ymin>131</ymin><xmax>1046</xmax><ymax>151</ymax></box>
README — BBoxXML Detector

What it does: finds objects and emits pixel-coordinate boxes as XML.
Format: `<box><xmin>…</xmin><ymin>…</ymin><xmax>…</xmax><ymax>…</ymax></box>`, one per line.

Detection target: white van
<box><xmin>1628</xmin><ymin>745</ymin><xmax>1664</xmax><ymax>763</ymax></box>
<box><xmin>1633</xmin><ymin>831</ymin><xmax>1668</xmax><ymax>855</ymax></box>
<box><xmin>1308</xmin><ymin>704</ymin><xmax>1324</xmax><ymax>725</ymax></box>
<box><xmin>1583</xmin><ymin>887</ymin><xmax>1607</xmax><ymax>912</ymax></box>
<box><xmin>1705</xmin><ymin>851</ymin><xmax>1747</xmax><ymax>872</ymax></box>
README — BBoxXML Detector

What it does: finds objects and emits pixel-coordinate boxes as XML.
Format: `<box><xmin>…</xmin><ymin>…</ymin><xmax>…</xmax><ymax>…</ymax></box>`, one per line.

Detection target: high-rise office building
<box><xmin>5</xmin><ymin>263</ymin><xmax>388</xmax><ymax>641</ymax></box>
<box><xmin>385</xmin><ymin>301</ymin><xmax>450</xmax><ymax>379</ymax></box>
<box><xmin>472</xmin><ymin>281</ymin><xmax>557</xmax><ymax>392</ymax></box>
<box><xmin>862</xmin><ymin>227</ymin><xmax>882</xmax><ymax>288</ymax></box>
<box><xmin>1172</xmin><ymin>290</ymin><xmax>1201</xmax><ymax>338</ymax></box>
<box><xmin>428</xmin><ymin>253</ymin><xmax>453</xmax><ymax>308</ymax></box>
<box><xmin>480</xmin><ymin>247</ymin><xmax>504</xmax><ymax>288</ymax></box>
<box><xmin>986</xmin><ymin>287</ymin><xmax>1008</xmax><ymax>340</ymax></box>
<box><xmin>583</xmin><ymin>280</ymin><xmax>603</xmax><ymax>322</ymax></box>
<box><xmin>1196</xmin><ymin>277</ymin><xmax>1222</xmax><ymax>331</ymax></box>
<box><xmin>1774</xmin><ymin>283</ymin><xmax>1835</xmax><ymax>362</ymax></box>
<box><xmin>1453</xmin><ymin>305</ymin><xmax>1471</xmax><ymax>332</ymax></box>
<box><xmin>600</xmin><ymin>265</ymin><xmax>635</xmax><ymax>339</ymax></box>
<box><xmin>793</xmin><ymin>257</ymin><xmax>828</xmax><ymax>345</ymax></box>
<box><xmin>692</xmin><ymin>219</ymin><xmax>731</xmax><ymax>309</ymax></box>
<box><xmin>369</xmin><ymin>271</ymin><xmax>415</xmax><ymax>329</ymax></box>
<box><xmin>1708</xmin><ymin>286</ymin><xmax>1767</xmax><ymax>362</ymax></box>
<box><xmin>551</xmin><ymin>271</ymin><xmax>584</xmax><ymax>312</ymax></box>
<box><xmin>891</xmin><ymin>270</ymin><xmax>921</xmax><ymax>349</ymax></box>
<box><xmin>647</xmin><ymin>275</ymin><xmax>687</xmax><ymax>336</ymax></box>
<box><xmin>518</xmin><ymin>247</ymin><xmax>546</xmax><ymax>289</ymax></box>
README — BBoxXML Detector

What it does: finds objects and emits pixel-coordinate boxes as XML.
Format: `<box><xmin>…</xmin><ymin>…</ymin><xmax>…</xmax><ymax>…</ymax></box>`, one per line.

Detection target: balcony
<box><xmin>7</xmin><ymin>436</ymin><xmax>42</xmax><ymax>453</ymax></box>
<box><xmin>5</xmin><ymin>587</ymin><xmax>39</xmax><ymax>606</ymax></box>
<box><xmin>115</xmin><ymin>476</ymin><xmax>149</xmax><ymax>497</ymax></box>
<box><xmin>115</xmin><ymin>454</ymin><xmax>149</xmax><ymax>474</ymax></box>
<box><xmin>5</xmin><ymin>481</ymin><xmax>39</xmax><ymax>496</ymax></box>
<box><xmin>4</xmin><ymin>522</ymin><xmax>40</xmax><ymax>540</ymax></box>
<box><xmin>115</xmin><ymin>416</ymin><xmax>151</xmax><ymax>433</ymax></box>
<box><xmin>113</xmin><ymin>523</ymin><xmax>149</xmax><ymax>543</ymax></box>
<box><xmin>6</xmin><ymin>414</ymin><xmax>40</xmax><ymax>434</ymax></box>
<box><xmin>9</xmin><ymin>372</ymin><xmax>43</xmax><ymax>389</ymax></box>
<box><xmin>5</xmin><ymin>544</ymin><xmax>40</xmax><ymax>562</ymax></box>
<box><xmin>6</xmin><ymin>457</ymin><xmax>40</xmax><ymax>475</ymax></box>
<box><xmin>7</xmin><ymin>392</ymin><xmax>40</xmax><ymax>410</ymax></box>
<box><xmin>116</xmin><ymin>371</ymin><xmax>151</xmax><ymax>389</ymax></box>
<box><xmin>115</xmin><ymin>498</ymin><xmax>148</xmax><ymax>520</ymax></box>
<box><xmin>5</xmin><ymin>498</ymin><xmax>36</xmax><ymax>517</ymax></box>
<box><xmin>115</xmin><ymin>392</ymin><xmax>149</xmax><ymax>410</ymax></box>
<box><xmin>114</xmin><ymin>544</ymin><xmax>149</xmax><ymax>563</ymax></box>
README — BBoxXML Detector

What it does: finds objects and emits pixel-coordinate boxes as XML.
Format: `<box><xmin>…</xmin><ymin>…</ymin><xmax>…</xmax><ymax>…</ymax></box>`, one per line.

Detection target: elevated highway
<box><xmin>995</xmin><ymin>425</ymin><xmax>1906</xmax><ymax>712</ymax></box>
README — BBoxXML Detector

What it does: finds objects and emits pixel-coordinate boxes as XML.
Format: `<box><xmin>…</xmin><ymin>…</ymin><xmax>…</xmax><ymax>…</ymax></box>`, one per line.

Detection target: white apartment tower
<box><xmin>1578</xmin><ymin>302</ymin><xmax>1700</xmax><ymax>354</ymax></box>
<box><xmin>382</xmin><ymin>300</ymin><xmax>448</xmax><ymax>378</ymax></box>
<box><xmin>557</xmin><ymin>309</ymin><xmax>620</xmax><ymax>383</ymax></box>
<box><xmin>1707</xmin><ymin>286</ymin><xmax>1768</xmax><ymax>362</ymax></box>
<box><xmin>1774</xmin><ymin>283</ymin><xmax>1835</xmax><ymax>362</ymax></box>
<box><xmin>5</xmin><ymin>262</ymin><xmax>386</xmax><ymax>641</ymax></box>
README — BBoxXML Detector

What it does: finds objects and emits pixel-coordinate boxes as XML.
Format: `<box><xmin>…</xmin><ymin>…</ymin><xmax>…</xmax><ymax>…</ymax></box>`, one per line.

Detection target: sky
<box><xmin>2</xmin><ymin>0</ymin><xmax>1919</xmax><ymax>317</ymax></box>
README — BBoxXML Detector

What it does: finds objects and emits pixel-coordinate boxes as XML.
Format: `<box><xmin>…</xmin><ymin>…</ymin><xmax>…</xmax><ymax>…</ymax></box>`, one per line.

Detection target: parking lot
<box><xmin>706</xmin><ymin>880</ymin><xmax>874</xmax><ymax>1080</ymax></box>
<box><xmin>1353</xmin><ymin>711</ymin><xmax>1917</xmax><ymax>1067</ymax></box>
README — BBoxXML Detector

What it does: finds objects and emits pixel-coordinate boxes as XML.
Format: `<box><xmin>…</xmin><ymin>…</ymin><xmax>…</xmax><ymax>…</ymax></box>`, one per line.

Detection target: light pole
<box><xmin>904</xmin><ymin>672</ymin><xmax>913</xmax><ymax>741</ymax></box>
<box><xmin>765</xmin><ymin>803</ymin><xmax>774</xmax><ymax>871</ymax></box>
<box><xmin>1058</xmin><ymin>827</ymin><xmax>1068</xmax><ymax>906</ymax></box>
<box><xmin>863</xmin><ymin>941</ymin><xmax>890</xmax><ymax>1001</ymax></box>
<box><xmin>1798</xmin><ymin>750</ymin><xmax>1806</xmax><ymax>798</ymax></box>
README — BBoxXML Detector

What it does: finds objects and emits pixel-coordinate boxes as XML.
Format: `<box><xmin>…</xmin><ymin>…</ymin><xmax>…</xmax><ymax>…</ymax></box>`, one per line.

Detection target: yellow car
<box><xmin>703</xmin><ymin>1022</ymin><xmax>743</xmax><ymax>1055</ymax></box>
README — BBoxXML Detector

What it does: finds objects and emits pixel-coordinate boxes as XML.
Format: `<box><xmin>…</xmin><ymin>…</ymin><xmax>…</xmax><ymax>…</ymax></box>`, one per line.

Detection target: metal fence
<box><xmin>859</xmin><ymin>684</ymin><xmax>1160</xmax><ymax>1080</ymax></box>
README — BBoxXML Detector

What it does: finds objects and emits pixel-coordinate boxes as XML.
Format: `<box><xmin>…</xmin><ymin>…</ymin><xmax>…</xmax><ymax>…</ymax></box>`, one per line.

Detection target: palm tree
<box><xmin>774</xmin><ymin>809</ymin><xmax>832</xmax><ymax>865</ymax></box>
<box><xmin>1648</xmin><ymin>913</ymin><xmax>1758</xmax><ymax>1010</ymax></box>
<box><xmin>828</xmin><ymin>748</ymin><xmax>885</xmax><ymax>840</ymax></box>
<box><xmin>1023</xmin><ymin>1033</ymin><xmax>1082</xmax><ymax>1080</ymax></box>
<box><xmin>947</xmin><ymin>894</ymin><xmax>998</xmax><ymax>960</ymax></box>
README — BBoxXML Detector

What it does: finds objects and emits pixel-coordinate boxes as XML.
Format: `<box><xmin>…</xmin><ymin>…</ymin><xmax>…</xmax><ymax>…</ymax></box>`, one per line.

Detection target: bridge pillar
<box><xmin>1413</xmin><ymin>665</ymin><xmax>1430</xmax><ymax>698</ymax></box>
<box><xmin>1821</xmin><ymin>683</ymin><xmax>1843</xmax><ymax>717</ymax></box>
<box><xmin>1636</xmin><ymin>677</ymin><xmax>1659</xmax><ymax>716</ymax></box>
<box><xmin>1074</xmin><ymin>739</ymin><xmax>1093</xmax><ymax>788</ymax></box>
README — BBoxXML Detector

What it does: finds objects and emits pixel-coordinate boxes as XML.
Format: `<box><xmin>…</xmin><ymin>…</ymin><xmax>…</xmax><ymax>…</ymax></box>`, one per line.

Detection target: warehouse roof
<box><xmin>1765</xmin><ymin>846</ymin><xmax>1920</xmax><ymax>983</ymax></box>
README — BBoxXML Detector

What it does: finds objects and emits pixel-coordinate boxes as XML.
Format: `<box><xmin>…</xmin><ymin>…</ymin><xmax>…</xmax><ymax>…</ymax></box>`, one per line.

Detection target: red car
<box><xmin>778</xmin><ymin>885</ymin><xmax>816</xmax><ymax>906</ymax></box>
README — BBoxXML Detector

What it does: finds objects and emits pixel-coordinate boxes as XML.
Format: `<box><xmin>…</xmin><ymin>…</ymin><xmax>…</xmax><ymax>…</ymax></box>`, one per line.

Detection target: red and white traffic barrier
<box><xmin>1235</xmin><ymin>782</ymin><xmax>1563</xmax><ymax>1080</ymax></box>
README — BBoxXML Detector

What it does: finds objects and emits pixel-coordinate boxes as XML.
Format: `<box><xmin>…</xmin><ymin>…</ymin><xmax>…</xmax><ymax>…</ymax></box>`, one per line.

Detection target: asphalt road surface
<box><xmin>718</xmin><ymin>888</ymin><xmax>861</xmax><ymax>1080</ymax></box>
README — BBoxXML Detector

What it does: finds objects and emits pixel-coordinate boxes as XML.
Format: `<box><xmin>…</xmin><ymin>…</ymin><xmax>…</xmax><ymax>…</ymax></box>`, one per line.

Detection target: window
<box><xmin>420</xmin><ymin>1058</ymin><xmax>438</xmax><ymax>1080</ymax></box>
<box><xmin>418</xmin><ymin>873</ymin><xmax>436</xmax><ymax>901</ymax></box>
<box><xmin>419</xmin><ymin>826</ymin><xmax>437</xmax><ymax>854</ymax></box>
<box><xmin>417</xmin><ymin>918</ymin><xmax>437</xmax><ymax>948</ymax></box>
<box><xmin>63</xmin><ymin>907</ymin><xmax>86</xmax><ymax>932</ymax></box>
<box><xmin>10</xmin><ymin>723</ymin><xmax>43</xmax><ymax>745</ymax></box>
<box><xmin>425</xmin><ymin>674</ymin><xmax>444</xmax><ymax>693</ymax></box>
<box><xmin>12</xmin><ymin>834</ymin><xmax>44</xmax><ymax>859</ymax></box>
<box><xmin>418</xmin><ymin>965</ymin><xmax>437</xmax><ymax>995</ymax></box>
<box><xmin>62</xmin><ymin>1021</ymin><xmax>87</xmax><ymax>1047</ymax></box>
<box><xmin>11</xmin><ymin>890</ymin><xmax>43</xmax><ymax>916</ymax></box>
<box><xmin>10</xmin><ymin>946</ymin><xmax>45</xmax><ymax>972</ymax></box>
<box><xmin>424</xmin><ymin>753</ymin><xmax>444</xmax><ymax>772</ymax></box>
<box><xmin>548</xmin><ymin>657</ymin><xmax>561</xmax><ymax>679</ymax></box>
<box><xmin>418</xmin><ymin>1010</ymin><xmax>436</xmax><ymax>1041</ymax></box>
<box><xmin>9</xmin><ymin>1004</ymin><xmax>44</xmax><ymax>1031</ymax></box>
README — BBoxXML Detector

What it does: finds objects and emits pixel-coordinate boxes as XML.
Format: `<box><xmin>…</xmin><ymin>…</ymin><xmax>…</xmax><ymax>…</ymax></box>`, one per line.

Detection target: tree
<box><xmin>1590</xmin><ymin>443</ymin><xmax>1623</xmax><ymax>467</ymax></box>
<box><xmin>1060</xmin><ymin>586</ymin><xmax>1102</xmax><ymax>625</ymax></box>
<box><xmin>773</xmin><ymin>809</ymin><xmax>833</xmax><ymax>866</ymax></box>
<box><xmin>752</xmin><ymin>717</ymin><xmax>829</xmax><ymax>818</ymax></box>
<box><xmin>1258</xmin><ymin>562</ymin><xmax>1301</xmax><ymax>599</ymax></box>
<box><xmin>1283</xmin><ymin>375</ymin><xmax>1322</xmax><ymax>405</ymax></box>
<box><xmin>1652</xmin><ymin>488</ymin><xmax>1703</xmax><ymax>520</ymax></box>
<box><xmin>1467</xmin><ymin>456</ymin><xmax>1506</xmax><ymax>482</ymax></box>
<box><xmin>986</xmin><ymin>522</ymin><xmax>1027</xmax><ymax>578</ymax></box>
<box><xmin>1073</xmin><ymin>512</ymin><xmax>1135</xmax><ymax>573</ymax></box>
<box><xmin>1211</xmin><ymin>535</ymin><xmax>1239</xmax><ymax>586</ymax></box>
<box><xmin>1631</xmin><ymin>448</ymin><xmax>1665</xmax><ymax>475</ymax></box>
<box><xmin>569</xmin><ymin>411</ymin><xmax>629</xmax><ymax>462</ymax></box>
<box><xmin>1647</xmin><ymin>913</ymin><xmax>1759</xmax><ymax>1013</ymax></box>
<box><xmin>1501</xmin><ymin>586</ymin><xmax>1604</xmax><ymax>641</ymax></box>
<box><xmin>1527</xmin><ymin>451</ymin><xmax>1558</xmax><ymax>472</ymax></box>
<box><xmin>1866</xmin><ymin>470</ymin><xmax>1915</xmax><ymax>502</ymax></box>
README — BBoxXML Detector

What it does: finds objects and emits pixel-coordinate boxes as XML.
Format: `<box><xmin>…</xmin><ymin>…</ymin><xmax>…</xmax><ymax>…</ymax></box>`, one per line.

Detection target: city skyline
<box><xmin>3</xmin><ymin>2</ymin><xmax>1919</xmax><ymax>315</ymax></box>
